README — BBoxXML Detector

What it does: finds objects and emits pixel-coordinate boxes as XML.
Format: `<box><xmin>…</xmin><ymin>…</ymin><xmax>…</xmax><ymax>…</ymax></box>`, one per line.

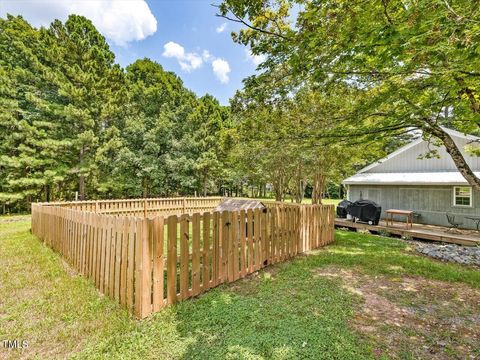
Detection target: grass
<box><xmin>301</xmin><ymin>198</ymin><xmax>341</xmax><ymax>207</ymax></box>
<box><xmin>1</xmin><ymin>216</ymin><xmax>478</xmax><ymax>359</ymax></box>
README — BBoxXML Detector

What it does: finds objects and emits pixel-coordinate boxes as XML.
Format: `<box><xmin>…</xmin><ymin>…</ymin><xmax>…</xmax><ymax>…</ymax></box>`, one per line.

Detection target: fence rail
<box><xmin>31</xmin><ymin>198</ymin><xmax>334</xmax><ymax>318</ymax></box>
<box><xmin>38</xmin><ymin>196</ymin><xmax>223</xmax><ymax>217</ymax></box>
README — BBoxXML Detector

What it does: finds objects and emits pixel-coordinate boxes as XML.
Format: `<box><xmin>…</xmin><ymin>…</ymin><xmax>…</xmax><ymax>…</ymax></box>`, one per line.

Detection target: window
<box><xmin>453</xmin><ymin>186</ymin><xmax>472</xmax><ymax>207</ymax></box>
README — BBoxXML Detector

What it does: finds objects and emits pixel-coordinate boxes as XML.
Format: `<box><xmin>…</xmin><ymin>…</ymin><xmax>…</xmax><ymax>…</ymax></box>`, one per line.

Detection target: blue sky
<box><xmin>0</xmin><ymin>0</ymin><xmax>264</xmax><ymax>105</ymax></box>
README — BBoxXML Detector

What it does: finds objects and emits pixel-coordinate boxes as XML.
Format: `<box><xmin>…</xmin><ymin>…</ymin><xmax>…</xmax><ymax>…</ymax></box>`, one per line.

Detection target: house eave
<box><xmin>343</xmin><ymin>171</ymin><xmax>479</xmax><ymax>186</ymax></box>
<box><xmin>343</xmin><ymin>181</ymin><xmax>470</xmax><ymax>186</ymax></box>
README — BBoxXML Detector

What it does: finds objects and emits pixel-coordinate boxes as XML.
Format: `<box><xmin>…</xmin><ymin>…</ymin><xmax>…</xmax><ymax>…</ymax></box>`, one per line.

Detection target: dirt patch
<box><xmin>314</xmin><ymin>267</ymin><xmax>480</xmax><ymax>359</ymax></box>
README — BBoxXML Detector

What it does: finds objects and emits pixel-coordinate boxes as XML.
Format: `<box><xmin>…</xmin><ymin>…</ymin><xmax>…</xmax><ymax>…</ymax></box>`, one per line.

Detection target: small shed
<box><xmin>214</xmin><ymin>198</ymin><xmax>266</xmax><ymax>212</ymax></box>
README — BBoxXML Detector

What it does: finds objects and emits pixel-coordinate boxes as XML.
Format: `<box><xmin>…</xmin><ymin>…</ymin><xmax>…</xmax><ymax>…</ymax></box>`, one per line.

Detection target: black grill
<box><xmin>347</xmin><ymin>200</ymin><xmax>381</xmax><ymax>225</ymax></box>
<box><xmin>336</xmin><ymin>200</ymin><xmax>352</xmax><ymax>218</ymax></box>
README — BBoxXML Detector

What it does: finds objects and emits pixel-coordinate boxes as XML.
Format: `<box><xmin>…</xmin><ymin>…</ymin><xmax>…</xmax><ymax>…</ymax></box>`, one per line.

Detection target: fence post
<box><xmin>182</xmin><ymin>197</ymin><xmax>187</xmax><ymax>214</ymax></box>
<box><xmin>144</xmin><ymin>199</ymin><xmax>148</xmax><ymax>218</ymax></box>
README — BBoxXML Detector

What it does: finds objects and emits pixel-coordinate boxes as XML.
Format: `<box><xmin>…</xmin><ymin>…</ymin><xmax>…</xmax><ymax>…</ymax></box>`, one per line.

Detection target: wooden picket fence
<box><xmin>42</xmin><ymin>196</ymin><xmax>223</xmax><ymax>217</ymax></box>
<box><xmin>31</xmin><ymin>198</ymin><xmax>334</xmax><ymax>318</ymax></box>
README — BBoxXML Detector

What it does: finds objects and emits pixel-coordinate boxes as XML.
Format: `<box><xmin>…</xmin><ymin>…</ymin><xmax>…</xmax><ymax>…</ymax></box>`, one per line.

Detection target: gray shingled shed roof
<box><xmin>214</xmin><ymin>198</ymin><xmax>266</xmax><ymax>212</ymax></box>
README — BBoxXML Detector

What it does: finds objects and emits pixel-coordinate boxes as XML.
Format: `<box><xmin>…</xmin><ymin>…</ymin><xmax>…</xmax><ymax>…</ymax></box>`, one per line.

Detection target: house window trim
<box><xmin>452</xmin><ymin>186</ymin><xmax>473</xmax><ymax>208</ymax></box>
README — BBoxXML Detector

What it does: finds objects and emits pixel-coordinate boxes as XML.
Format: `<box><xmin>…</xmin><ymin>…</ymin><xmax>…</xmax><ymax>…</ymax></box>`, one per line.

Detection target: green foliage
<box><xmin>0</xmin><ymin>16</ymin><xmax>232</xmax><ymax>210</ymax></box>
<box><xmin>230</xmin><ymin>83</ymin><xmax>394</xmax><ymax>202</ymax></box>
<box><xmin>219</xmin><ymin>0</ymin><xmax>480</xmax><ymax>187</ymax></box>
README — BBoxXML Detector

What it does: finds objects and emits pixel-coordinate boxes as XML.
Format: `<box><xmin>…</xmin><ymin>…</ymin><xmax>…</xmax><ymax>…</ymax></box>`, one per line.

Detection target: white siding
<box><xmin>348</xmin><ymin>185</ymin><xmax>480</xmax><ymax>229</ymax></box>
<box><xmin>365</xmin><ymin>134</ymin><xmax>480</xmax><ymax>173</ymax></box>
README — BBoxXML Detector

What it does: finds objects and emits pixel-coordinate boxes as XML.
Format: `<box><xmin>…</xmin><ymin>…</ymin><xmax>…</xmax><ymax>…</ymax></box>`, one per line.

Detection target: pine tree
<box><xmin>0</xmin><ymin>16</ymin><xmax>70</xmax><ymax>209</ymax></box>
<box><xmin>44</xmin><ymin>15</ymin><xmax>125</xmax><ymax>200</ymax></box>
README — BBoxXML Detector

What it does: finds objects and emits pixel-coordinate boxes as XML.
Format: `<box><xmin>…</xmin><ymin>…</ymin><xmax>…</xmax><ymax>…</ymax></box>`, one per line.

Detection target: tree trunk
<box><xmin>45</xmin><ymin>184</ymin><xmax>50</xmax><ymax>203</ymax></box>
<box><xmin>203</xmin><ymin>175</ymin><xmax>208</xmax><ymax>197</ymax></box>
<box><xmin>424</xmin><ymin>122</ymin><xmax>480</xmax><ymax>190</ymax></box>
<box><xmin>272</xmin><ymin>170</ymin><xmax>286</xmax><ymax>201</ymax></box>
<box><xmin>294</xmin><ymin>178</ymin><xmax>305</xmax><ymax>203</ymax></box>
<box><xmin>79</xmin><ymin>146</ymin><xmax>85</xmax><ymax>200</ymax></box>
<box><xmin>143</xmin><ymin>177</ymin><xmax>148</xmax><ymax>198</ymax></box>
<box><xmin>79</xmin><ymin>176</ymin><xmax>85</xmax><ymax>200</ymax></box>
<box><xmin>292</xmin><ymin>163</ymin><xmax>305</xmax><ymax>203</ymax></box>
<box><xmin>312</xmin><ymin>171</ymin><xmax>326</xmax><ymax>205</ymax></box>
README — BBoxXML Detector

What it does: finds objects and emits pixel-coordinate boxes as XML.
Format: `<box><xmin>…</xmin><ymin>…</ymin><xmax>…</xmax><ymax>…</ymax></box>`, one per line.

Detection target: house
<box><xmin>343</xmin><ymin>128</ymin><xmax>480</xmax><ymax>229</ymax></box>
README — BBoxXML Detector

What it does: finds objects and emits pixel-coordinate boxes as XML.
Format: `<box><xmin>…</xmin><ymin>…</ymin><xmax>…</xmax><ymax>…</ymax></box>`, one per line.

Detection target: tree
<box><xmin>0</xmin><ymin>15</ymin><xmax>231</xmax><ymax>211</ymax></box>
<box><xmin>184</xmin><ymin>95</ymin><xmax>231</xmax><ymax>196</ymax></box>
<box><xmin>0</xmin><ymin>15</ymin><xmax>70</xmax><ymax>207</ymax></box>
<box><xmin>44</xmin><ymin>15</ymin><xmax>127</xmax><ymax>200</ymax></box>
<box><xmin>231</xmin><ymin>82</ymin><xmax>391</xmax><ymax>203</ymax></box>
<box><xmin>218</xmin><ymin>0</ymin><xmax>480</xmax><ymax>188</ymax></box>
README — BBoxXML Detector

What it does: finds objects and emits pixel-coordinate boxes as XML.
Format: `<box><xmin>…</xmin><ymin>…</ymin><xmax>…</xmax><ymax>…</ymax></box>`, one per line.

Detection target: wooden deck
<box><xmin>335</xmin><ymin>218</ymin><xmax>480</xmax><ymax>246</ymax></box>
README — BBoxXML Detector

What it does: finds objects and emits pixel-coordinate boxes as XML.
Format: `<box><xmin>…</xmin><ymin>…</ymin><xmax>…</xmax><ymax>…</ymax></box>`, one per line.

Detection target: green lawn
<box><xmin>1</xmin><ymin>216</ymin><xmax>478</xmax><ymax>359</ymax></box>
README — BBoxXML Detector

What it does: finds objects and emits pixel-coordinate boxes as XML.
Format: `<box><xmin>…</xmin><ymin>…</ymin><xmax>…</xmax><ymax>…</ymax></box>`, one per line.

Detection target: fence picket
<box><xmin>109</xmin><ymin>216</ymin><xmax>117</xmax><ymax>299</ymax></box>
<box><xmin>192</xmin><ymin>213</ymin><xmax>201</xmax><ymax>295</ymax></box>
<box><xmin>213</xmin><ymin>212</ymin><xmax>220</xmax><ymax>286</ymax></box>
<box><xmin>231</xmin><ymin>211</ymin><xmax>239</xmax><ymax>281</ymax></box>
<box><xmin>167</xmin><ymin>215</ymin><xmax>177</xmax><ymax>304</ymax></box>
<box><xmin>253</xmin><ymin>209</ymin><xmax>261</xmax><ymax>270</ymax></box>
<box><xmin>126</xmin><ymin>217</ymin><xmax>136</xmax><ymax>311</ymax></box>
<box><xmin>152</xmin><ymin>216</ymin><xmax>164</xmax><ymax>311</ymax></box>
<box><xmin>120</xmin><ymin>216</ymin><xmax>129</xmax><ymax>307</ymax></box>
<box><xmin>239</xmin><ymin>210</ymin><xmax>247</xmax><ymax>277</ymax></box>
<box><xmin>221</xmin><ymin>211</ymin><xmax>229</xmax><ymax>284</ymax></box>
<box><xmin>247</xmin><ymin>209</ymin><xmax>254</xmax><ymax>272</ymax></box>
<box><xmin>202</xmin><ymin>212</ymin><xmax>211</xmax><ymax>290</ymax></box>
<box><xmin>179</xmin><ymin>215</ymin><xmax>189</xmax><ymax>300</ymax></box>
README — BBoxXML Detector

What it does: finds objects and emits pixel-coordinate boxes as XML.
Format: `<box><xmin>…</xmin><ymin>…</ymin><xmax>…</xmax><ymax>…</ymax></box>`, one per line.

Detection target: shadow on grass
<box><xmin>76</xmin><ymin>230</ymin><xmax>479</xmax><ymax>359</ymax></box>
<box><xmin>170</xmin><ymin>268</ymin><xmax>370</xmax><ymax>360</ymax></box>
<box><xmin>172</xmin><ymin>231</ymin><xmax>479</xmax><ymax>359</ymax></box>
<box><xmin>319</xmin><ymin>231</ymin><xmax>480</xmax><ymax>288</ymax></box>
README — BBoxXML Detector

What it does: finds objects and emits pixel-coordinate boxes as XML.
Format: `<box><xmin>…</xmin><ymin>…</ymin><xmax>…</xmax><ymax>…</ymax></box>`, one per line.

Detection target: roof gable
<box><xmin>359</xmin><ymin>128</ymin><xmax>480</xmax><ymax>174</ymax></box>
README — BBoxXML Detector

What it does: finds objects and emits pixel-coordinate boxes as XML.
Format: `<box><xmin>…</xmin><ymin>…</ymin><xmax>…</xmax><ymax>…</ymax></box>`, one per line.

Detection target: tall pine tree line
<box><xmin>0</xmin><ymin>15</ymin><xmax>232</xmax><ymax>212</ymax></box>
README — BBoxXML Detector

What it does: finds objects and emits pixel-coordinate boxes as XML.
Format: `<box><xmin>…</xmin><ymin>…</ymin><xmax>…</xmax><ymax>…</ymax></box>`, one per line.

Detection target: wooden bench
<box><xmin>386</xmin><ymin>209</ymin><xmax>413</xmax><ymax>229</ymax></box>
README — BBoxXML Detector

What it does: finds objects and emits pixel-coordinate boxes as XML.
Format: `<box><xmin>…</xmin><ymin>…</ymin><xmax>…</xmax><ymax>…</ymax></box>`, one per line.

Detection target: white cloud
<box><xmin>216</xmin><ymin>22</ymin><xmax>227</xmax><ymax>33</ymax></box>
<box><xmin>0</xmin><ymin>0</ymin><xmax>157</xmax><ymax>46</ymax></box>
<box><xmin>212</xmin><ymin>59</ymin><xmax>231</xmax><ymax>84</ymax></box>
<box><xmin>162</xmin><ymin>42</ymin><xmax>231</xmax><ymax>83</ymax></box>
<box><xmin>245</xmin><ymin>49</ymin><xmax>267</xmax><ymax>66</ymax></box>
<box><xmin>162</xmin><ymin>42</ymin><xmax>185</xmax><ymax>58</ymax></box>
<box><xmin>202</xmin><ymin>50</ymin><xmax>212</xmax><ymax>61</ymax></box>
<box><xmin>162</xmin><ymin>41</ymin><xmax>203</xmax><ymax>72</ymax></box>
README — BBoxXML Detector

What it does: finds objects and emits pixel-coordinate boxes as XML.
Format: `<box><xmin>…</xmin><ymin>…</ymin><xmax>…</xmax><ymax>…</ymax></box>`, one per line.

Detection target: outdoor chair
<box><xmin>445</xmin><ymin>213</ymin><xmax>463</xmax><ymax>233</ymax></box>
